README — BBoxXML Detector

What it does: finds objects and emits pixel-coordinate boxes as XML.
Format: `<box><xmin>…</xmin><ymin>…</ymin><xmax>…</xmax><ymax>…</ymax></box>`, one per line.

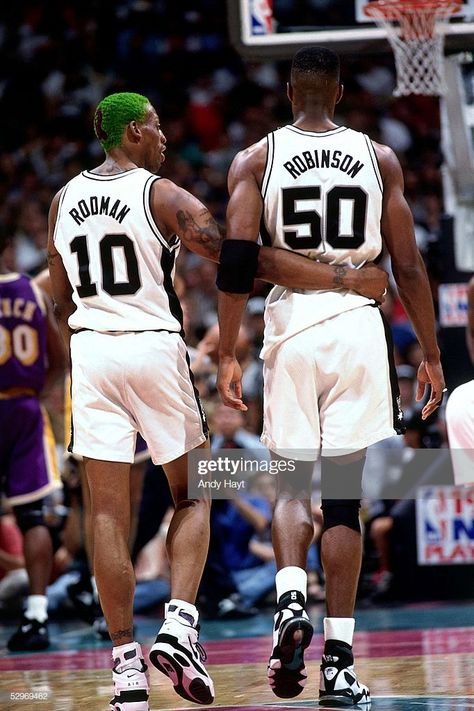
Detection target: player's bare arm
<box><xmin>42</xmin><ymin>287</ymin><xmax>67</xmax><ymax>396</ymax></box>
<box><xmin>32</xmin><ymin>269</ymin><xmax>66</xmax><ymax>395</ymax></box>
<box><xmin>33</xmin><ymin>268</ymin><xmax>53</xmax><ymax>299</ymax></box>
<box><xmin>47</xmin><ymin>190</ymin><xmax>76</xmax><ymax>358</ymax></box>
<box><xmin>375</xmin><ymin>141</ymin><xmax>445</xmax><ymax>418</ymax></box>
<box><xmin>216</xmin><ymin>145</ymin><xmax>263</xmax><ymax>410</ymax></box>
<box><xmin>151</xmin><ymin>179</ymin><xmax>223</xmax><ymax>261</ymax></box>
<box><xmin>151</xmin><ymin>158</ymin><xmax>388</xmax><ymax>298</ymax></box>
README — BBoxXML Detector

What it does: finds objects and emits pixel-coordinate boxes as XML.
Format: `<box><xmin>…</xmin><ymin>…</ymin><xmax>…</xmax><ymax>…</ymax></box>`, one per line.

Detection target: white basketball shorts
<box><xmin>446</xmin><ymin>379</ymin><xmax>474</xmax><ymax>486</ymax></box>
<box><xmin>70</xmin><ymin>330</ymin><xmax>208</xmax><ymax>465</ymax></box>
<box><xmin>261</xmin><ymin>306</ymin><xmax>404</xmax><ymax>460</ymax></box>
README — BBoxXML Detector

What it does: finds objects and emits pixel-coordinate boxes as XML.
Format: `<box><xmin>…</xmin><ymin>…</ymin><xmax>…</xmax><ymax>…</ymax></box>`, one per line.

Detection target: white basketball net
<box><xmin>363</xmin><ymin>1</ymin><xmax>462</xmax><ymax>96</ymax></box>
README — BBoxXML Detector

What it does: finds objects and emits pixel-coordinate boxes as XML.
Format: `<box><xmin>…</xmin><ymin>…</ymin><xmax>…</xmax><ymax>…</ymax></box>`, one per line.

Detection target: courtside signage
<box><xmin>416</xmin><ymin>484</ymin><xmax>474</xmax><ymax>564</ymax></box>
<box><xmin>438</xmin><ymin>282</ymin><xmax>469</xmax><ymax>327</ymax></box>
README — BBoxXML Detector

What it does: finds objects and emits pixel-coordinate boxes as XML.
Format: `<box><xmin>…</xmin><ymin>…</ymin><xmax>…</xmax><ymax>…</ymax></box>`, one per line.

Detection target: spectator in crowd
<box><xmin>200</xmin><ymin>477</ymin><xmax>275</xmax><ymax>617</ymax></box>
<box><xmin>0</xmin><ymin>513</ymin><xmax>28</xmax><ymax>613</ymax></box>
<box><xmin>210</xmin><ymin>403</ymin><xmax>268</xmax><ymax>453</ymax></box>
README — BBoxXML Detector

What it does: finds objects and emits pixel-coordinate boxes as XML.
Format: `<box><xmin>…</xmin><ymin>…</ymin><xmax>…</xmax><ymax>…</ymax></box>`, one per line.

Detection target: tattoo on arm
<box><xmin>176</xmin><ymin>209</ymin><xmax>224</xmax><ymax>260</ymax></box>
<box><xmin>110</xmin><ymin>627</ymin><xmax>134</xmax><ymax>644</ymax></box>
<box><xmin>333</xmin><ymin>265</ymin><xmax>347</xmax><ymax>287</ymax></box>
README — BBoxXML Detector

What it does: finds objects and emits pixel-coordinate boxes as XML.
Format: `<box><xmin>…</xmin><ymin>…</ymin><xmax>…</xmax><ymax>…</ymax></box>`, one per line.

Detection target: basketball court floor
<box><xmin>1</xmin><ymin>600</ymin><xmax>473</xmax><ymax>710</ymax></box>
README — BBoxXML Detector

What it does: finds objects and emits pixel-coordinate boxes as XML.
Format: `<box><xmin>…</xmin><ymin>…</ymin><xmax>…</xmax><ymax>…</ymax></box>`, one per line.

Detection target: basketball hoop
<box><xmin>363</xmin><ymin>0</ymin><xmax>463</xmax><ymax>96</ymax></box>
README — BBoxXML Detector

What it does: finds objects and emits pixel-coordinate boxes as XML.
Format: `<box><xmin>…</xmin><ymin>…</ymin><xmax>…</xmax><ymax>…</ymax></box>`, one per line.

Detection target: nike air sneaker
<box><xmin>110</xmin><ymin>642</ymin><xmax>149</xmax><ymax>711</ymax></box>
<box><xmin>319</xmin><ymin>639</ymin><xmax>371</xmax><ymax>707</ymax></box>
<box><xmin>267</xmin><ymin>590</ymin><xmax>314</xmax><ymax>698</ymax></box>
<box><xmin>149</xmin><ymin>601</ymin><xmax>214</xmax><ymax>705</ymax></box>
<box><xmin>7</xmin><ymin>615</ymin><xmax>49</xmax><ymax>652</ymax></box>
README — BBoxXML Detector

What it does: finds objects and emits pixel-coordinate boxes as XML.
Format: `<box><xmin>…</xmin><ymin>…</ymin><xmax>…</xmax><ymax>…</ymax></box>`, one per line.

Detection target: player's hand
<box><xmin>416</xmin><ymin>359</ymin><xmax>446</xmax><ymax>420</ymax></box>
<box><xmin>351</xmin><ymin>264</ymin><xmax>389</xmax><ymax>302</ymax></box>
<box><xmin>217</xmin><ymin>356</ymin><xmax>248</xmax><ymax>411</ymax></box>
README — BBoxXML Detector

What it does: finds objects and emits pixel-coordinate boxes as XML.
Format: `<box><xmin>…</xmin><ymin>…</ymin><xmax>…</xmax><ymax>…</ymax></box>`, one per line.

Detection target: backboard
<box><xmin>440</xmin><ymin>53</ymin><xmax>474</xmax><ymax>272</ymax></box>
<box><xmin>228</xmin><ymin>0</ymin><xmax>474</xmax><ymax>58</ymax></box>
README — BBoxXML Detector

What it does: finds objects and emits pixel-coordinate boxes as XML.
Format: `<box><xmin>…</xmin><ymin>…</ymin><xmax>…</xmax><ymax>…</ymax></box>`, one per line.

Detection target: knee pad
<box><xmin>320</xmin><ymin>455</ymin><xmax>365</xmax><ymax>533</ymax></box>
<box><xmin>13</xmin><ymin>500</ymin><xmax>46</xmax><ymax>533</ymax></box>
<box><xmin>321</xmin><ymin>499</ymin><xmax>361</xmax><ymax>534</ymax></box>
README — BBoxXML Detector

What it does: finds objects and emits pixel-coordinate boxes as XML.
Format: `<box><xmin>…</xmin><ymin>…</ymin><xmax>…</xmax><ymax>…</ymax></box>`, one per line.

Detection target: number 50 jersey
<box><xmin>260</xmin><ymin>124</ymin><xmax>384</xmax><ymax>358</ymax></box>
<box><xmin>53</xmin><ymin>168</ymin><xmax>182</xmax><ymax>334</ymax></box>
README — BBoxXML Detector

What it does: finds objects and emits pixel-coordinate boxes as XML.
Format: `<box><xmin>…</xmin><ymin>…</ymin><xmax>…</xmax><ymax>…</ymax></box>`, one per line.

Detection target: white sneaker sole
<box><xmin>149</xmin><ymin>639</ymin><xmax>214</xmax><ymax>705</ymax></box>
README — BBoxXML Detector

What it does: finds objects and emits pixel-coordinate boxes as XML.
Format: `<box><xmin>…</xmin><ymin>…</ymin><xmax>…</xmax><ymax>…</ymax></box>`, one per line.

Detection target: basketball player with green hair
<box><xmin>47</xmin><ymin>90</ymin><xmax>388</xmax><ymax>710</ymax></box>
<box><xmin>94</xmin><ymin>92</ymin><xmax>149</xmax><ymax>153</ymax></box>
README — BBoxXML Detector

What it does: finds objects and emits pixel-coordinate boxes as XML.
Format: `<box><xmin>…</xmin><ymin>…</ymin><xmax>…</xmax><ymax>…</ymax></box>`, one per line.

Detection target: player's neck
<box><xmin>292</xmin><ymin>106</ymin><xmax>338</xmax><ymax>133</ymax></box>
<box><xmin>92</xmin><ymin>153</ymin><xmax>140</xmax><ymax>176</ymax></box>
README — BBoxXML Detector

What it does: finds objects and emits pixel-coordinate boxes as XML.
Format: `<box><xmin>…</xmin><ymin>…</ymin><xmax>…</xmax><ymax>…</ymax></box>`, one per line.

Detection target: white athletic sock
<box><xmin>166</xmin><ymin>598</ymin><xmax>199</xmax><ymax>627</ymax></box>
<box><xmin>112</xmin><ymin>641</ymin><xmax>144</xmax><ymax>672</ymax></box>
<box><xmin>275</xmin><ymin>566</ymin><xmax>307</xmax><ymax>603</ymax></box>
<box><xmin>24</xmin><ymin>594</ymin><xmax>48</xmax><ymax>623</ymax></box>
<box><xmin>324</xmin><ymin>617</ymin><xmax>355</xmax><ymax>646</ymax></box>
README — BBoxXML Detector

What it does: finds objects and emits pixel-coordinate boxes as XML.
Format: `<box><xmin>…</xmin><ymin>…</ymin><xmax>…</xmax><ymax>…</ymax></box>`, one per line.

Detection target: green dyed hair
<box><xmin>94</xmin><ymin>92</ymin><xmax>150</xmax><ymax>152</ymax></box>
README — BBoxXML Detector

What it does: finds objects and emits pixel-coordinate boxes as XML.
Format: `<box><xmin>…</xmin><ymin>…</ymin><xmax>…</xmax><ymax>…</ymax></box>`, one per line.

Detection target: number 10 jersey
<box><xmin>53</xmin><ymin>168</ymin><xmax>182</xmax><ymax>334</ymax></box>
<box><xmin>260</xmin><ymin>124</ymin><xmax>384</xmax><ymax>358</ymax></box>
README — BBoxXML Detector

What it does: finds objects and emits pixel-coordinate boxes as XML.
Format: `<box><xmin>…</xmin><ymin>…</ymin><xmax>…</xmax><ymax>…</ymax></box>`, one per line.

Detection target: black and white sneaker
<box><xmin>267</xmin><ymin>590</ymin><xmax>313</xmax><ymax>699</ymax></box>
<box><xmin>149</xmin><ymin>602</ymin><xmax>214</xmax><ymax>705</ymax></box>
<box><xmin>7</xmin><ymin>616</ymin><xmax>50</xmax><ymax>652</ymax></box>
<box><xmin>319</xmin><ymin>640</ymin><xmax>371</xmax><ymax>707</ymax></box>
<box><xmin>110</xmin><ymin>642</ymin><xmax>149</xmax><ymax>711</ymax></box>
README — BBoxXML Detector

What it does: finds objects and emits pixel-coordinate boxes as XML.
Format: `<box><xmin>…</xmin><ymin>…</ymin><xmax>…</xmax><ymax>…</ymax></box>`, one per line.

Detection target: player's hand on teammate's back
<box><xmin>217</xmin><ymin>356</ymin><xmax>248</xmax><ymax>411</ymax></box>
<box><xmin>416</xmin><ymin>359</ymin><xmax>446</xmax><ymax>419</ymax></box>
<box><xmin>352</xmin><ymin>263</ymin><xmax>389</xmax><ymax>303</ymax></box>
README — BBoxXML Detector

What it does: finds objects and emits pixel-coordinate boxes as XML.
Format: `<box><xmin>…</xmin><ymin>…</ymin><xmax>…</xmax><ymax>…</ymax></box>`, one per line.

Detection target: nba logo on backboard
<box><xmin>250</xmin><ymin>0</ymin><xmax>273</xmax><ymax>35</ymax></box>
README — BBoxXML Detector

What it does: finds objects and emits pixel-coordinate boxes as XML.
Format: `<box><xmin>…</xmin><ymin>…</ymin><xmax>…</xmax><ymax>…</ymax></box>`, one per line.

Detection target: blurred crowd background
<box><xmin>0</xmin><ymin>0</ymin><xmax>472</xmax><ymax>635</ymax></box>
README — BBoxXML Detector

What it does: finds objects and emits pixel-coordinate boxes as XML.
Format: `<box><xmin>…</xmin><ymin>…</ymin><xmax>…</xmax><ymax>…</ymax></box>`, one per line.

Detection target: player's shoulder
<box><xmin>150</xmin><ymin>176</ymin><xmax>188</xmax><ymax>202</ymax></box>
<box><xmin>369</xmin><ymin>139</ymin><xmax>403</xmax><ymax>180</ymax></box>
<box><xmin>0</xmin><ymin>271</ymin><xmax>27</xmax><ymax>287</ymax></box>
<box><xmin>235</xmin><ymin>136</ymin><xmax>268</xmax><ymax>163</ymax></box>
<box><xmin>370</xmin><ymin>138</ymin><xmax>398</xmax><ymax>163</ymax></box>
<box><xmin>230</xmin><ymin>136</ymin><xmax>268</xmax><ymax>179</ymax></box>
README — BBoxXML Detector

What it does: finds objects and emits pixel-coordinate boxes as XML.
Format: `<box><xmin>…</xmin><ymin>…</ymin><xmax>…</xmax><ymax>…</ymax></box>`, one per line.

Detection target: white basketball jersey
<box><xmin>260</xmin><ymin>124</ymin><xmax>384</xmax><ymax>358</ymax></box>
<box><xmin>54</xmin><ymin>168</ymin><xmax>182</xmax><ymax>333</ymax></box>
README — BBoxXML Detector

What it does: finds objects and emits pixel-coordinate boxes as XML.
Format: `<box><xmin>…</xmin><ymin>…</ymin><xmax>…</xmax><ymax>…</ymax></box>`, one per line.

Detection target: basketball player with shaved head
<box><xmin>216</xmin><ymin>47</ymin><xmax>445</xmax><ymax>706</ymax></box>
<box><xmin>47</xmin><ymin>91</ymin><xmax>388</xmax><ymax>710</ymax></box>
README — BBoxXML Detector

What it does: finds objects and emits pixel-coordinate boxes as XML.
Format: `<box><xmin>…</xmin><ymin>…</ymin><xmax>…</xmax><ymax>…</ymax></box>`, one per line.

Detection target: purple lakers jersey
<box><xmin>0</xmin><ymin>274</ymin><xmax>47</xmax><ymax>393</ymax></box>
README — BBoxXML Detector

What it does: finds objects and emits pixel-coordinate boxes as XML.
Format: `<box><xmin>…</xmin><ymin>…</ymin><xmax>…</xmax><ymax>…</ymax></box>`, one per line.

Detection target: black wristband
<box><xmin>216</xmin><ymin>239</ymin><xmax>260</xmax><ymax>293</ymax></box>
